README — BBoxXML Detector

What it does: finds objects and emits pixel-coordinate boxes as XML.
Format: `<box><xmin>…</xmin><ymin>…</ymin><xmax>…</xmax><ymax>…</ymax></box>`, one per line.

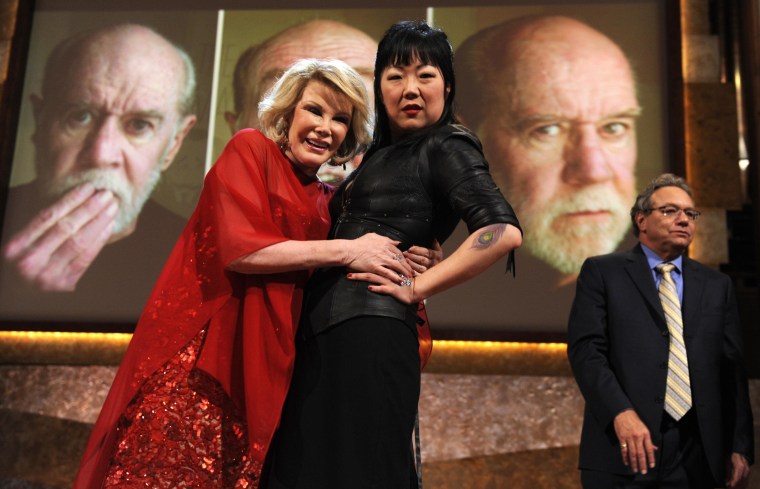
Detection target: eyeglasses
<box><xmin>645</xmin><ymin>205</ymin><xmax>701</xmax><ymax>221</ymax></box>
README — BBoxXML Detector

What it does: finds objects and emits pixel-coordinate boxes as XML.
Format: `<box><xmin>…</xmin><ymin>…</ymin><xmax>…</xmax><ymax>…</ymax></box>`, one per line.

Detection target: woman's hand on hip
<box><xmin>345</xmin><ymin>233</ymin><xmax>414</xmax><ymax>282</ymax></box>
<box><xmin>347</xmin><ymin>269</ymin><xmax>417</xmax><ymax>304</ymax></box>
<box><xmin>404</xmin><ymin>240</ymin><xmax>443</xmax><ymax>275</ymax></box>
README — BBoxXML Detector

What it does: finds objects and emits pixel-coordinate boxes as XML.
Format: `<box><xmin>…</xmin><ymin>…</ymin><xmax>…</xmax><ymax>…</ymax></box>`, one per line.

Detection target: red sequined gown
<box><xmin>74</xmin><ymin>130</ymin><xmax>334</xmax><ymax>489</ymax></box>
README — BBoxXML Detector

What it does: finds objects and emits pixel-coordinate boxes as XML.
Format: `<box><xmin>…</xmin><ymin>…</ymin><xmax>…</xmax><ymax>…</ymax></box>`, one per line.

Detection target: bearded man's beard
<box><xmin>517</xmin><ymin>185</ymin><xmax>634</xmax><ymax>275</ymax></box>
<box><xmin>41</xmin><ymin>166</ymin><xmax>162</xmax><ymax>236</ymax></box>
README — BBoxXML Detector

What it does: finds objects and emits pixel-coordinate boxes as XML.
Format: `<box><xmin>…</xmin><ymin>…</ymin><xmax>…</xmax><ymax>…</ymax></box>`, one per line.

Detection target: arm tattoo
<box><xmin>471</xmin><ymin>223</ymin><xmax>507</xmax><ymax>250</ymax></box>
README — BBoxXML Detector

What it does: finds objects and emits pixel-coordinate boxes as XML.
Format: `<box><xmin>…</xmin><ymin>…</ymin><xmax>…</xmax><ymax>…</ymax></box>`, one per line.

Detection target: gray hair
<box><xmin>629</xmin><ymin>173</ymin><xmax>693</xmax><ymax>236</ymax></box>
<box><xmin>174</xmin><ymin>45</ymin><xmax>197</xmax><ymax>117</ymax></box>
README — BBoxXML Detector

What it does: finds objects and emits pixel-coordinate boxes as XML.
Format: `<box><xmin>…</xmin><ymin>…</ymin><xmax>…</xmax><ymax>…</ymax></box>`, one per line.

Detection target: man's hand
<box><xmin>2</xmin><ymin>183</ymin><xmax>118</xmax><ymax>291</ymax></box>
<box><xmin>726</xmin><ymin>452</ymin><xmax>750</xmax><ymax>489</ymax></box>
<box><xmin>613</xmin><ymin>409</ymin><xmax>658</xmax><ymax>474</ymax></box>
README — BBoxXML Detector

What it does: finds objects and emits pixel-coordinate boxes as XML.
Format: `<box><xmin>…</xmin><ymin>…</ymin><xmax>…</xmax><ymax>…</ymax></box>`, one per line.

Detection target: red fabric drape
<box><xmin>74</xmin><ymin>130</ymin><xmax>332</xmax><ymax>489</ymax></box>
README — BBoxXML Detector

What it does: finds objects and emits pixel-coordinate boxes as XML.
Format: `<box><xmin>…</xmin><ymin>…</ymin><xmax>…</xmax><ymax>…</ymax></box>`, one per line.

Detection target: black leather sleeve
<box><xmin>428</xmin><ymin>126</ymin><xmax>521</xmax><ymax>235</ymax></box>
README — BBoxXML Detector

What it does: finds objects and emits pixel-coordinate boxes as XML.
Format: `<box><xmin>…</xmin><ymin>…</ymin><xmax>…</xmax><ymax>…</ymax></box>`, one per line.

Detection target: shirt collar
<box><xmin>640</xmin><ymin>243</ymin><xmax>683</xmax><ymax>274</ymax></box>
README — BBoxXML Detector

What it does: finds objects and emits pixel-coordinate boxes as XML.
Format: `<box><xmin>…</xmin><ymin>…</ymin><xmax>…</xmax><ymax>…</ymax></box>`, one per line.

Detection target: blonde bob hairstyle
<box><xmin>258</xmin><ymin>58</ymin><xmax>373</xmax><ymax>165</ymax></box>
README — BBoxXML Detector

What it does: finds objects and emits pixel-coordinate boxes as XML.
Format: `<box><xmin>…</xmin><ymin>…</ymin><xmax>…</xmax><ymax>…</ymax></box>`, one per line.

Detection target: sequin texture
<box><xmin>104</xmin><ymin>330</ymin><xmax>261</xmax><ymax>488</ymax></box>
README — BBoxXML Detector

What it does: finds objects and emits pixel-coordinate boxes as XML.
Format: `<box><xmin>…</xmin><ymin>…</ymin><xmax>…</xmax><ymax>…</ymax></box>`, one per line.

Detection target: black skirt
<box><xmin>264</xmin><ymin>316</ymin><xmax>421</xmax><ymax>489</ymax></box>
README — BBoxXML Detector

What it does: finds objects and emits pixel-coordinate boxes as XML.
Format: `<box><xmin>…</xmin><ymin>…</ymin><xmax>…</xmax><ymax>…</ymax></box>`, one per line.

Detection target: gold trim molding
<box><xmin>0</xmin><ymin>332</ymin><xmax>571</xmax><ymax>377</ymax></box>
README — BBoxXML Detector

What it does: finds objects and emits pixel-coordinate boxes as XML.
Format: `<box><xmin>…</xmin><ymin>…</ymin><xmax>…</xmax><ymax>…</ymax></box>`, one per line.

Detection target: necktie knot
<box><xmin>656</xmin><ymin>262</ymin><xmax>675</xmax><ymax>275</ymax></box>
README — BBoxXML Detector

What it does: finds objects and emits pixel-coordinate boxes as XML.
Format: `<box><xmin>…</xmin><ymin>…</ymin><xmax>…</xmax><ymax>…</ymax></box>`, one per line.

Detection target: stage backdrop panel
<box><xmin>426</xmin><ymin>1</ymin><xmax>669</xmax><ymax>337</ymax></box>
<box><xmin>0</xmin><ymin>9</ymin><xmax>217</xmax><ymax>327</ymax></box>
<box><xmin>0</xmin><ymin>0</ymin><xmax>675</xmax><ymax>338</ymax></box>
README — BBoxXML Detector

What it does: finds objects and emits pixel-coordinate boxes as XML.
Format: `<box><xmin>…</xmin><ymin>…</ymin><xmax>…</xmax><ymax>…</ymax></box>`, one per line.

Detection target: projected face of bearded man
<box><xmin>457</xmin><ymin>16</ymin><xmax>639</xmax><ymax>277</ymax></box>
<box><xmin>31</xmin><ymin>24</ymin><xmax>196</xmax><ymax>239</ymax></box>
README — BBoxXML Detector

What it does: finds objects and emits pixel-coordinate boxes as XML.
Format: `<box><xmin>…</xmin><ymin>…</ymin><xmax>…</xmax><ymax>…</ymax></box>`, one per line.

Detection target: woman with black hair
<box><xmin>265</xmin><ymin>21</ymin><xmax>522</xmax><ymax>489</ymax></box>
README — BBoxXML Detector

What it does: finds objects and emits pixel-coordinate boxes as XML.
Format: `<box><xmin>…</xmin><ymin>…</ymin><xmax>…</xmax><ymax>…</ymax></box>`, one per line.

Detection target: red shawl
<box><xmin>74</xmin><ymin>130</ymin><xmax>333</xmax><ymax>488</ymax></box>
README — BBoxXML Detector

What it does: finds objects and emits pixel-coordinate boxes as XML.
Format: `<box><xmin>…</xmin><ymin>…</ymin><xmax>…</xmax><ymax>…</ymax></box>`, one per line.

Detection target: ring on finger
<box><xmin>620</xmin><ymin>443</ymin><xmax>628</xmax><ymax>449</ymax></box>
<box><xmin>398</xmin><ymin>274</ymin><xmax>412</xmax><ymax>287</ymax></box>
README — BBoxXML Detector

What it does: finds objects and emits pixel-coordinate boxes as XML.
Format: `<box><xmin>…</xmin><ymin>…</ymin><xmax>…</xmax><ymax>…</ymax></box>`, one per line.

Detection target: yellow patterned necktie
<box><xmin>656</xmin><ymin>263</ymin><xmax>692</xmax><ymax>420</ymax></box>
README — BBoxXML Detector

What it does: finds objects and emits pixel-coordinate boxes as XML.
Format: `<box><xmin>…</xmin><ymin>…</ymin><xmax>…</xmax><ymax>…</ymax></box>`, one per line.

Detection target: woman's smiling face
<box><xmin>284</xmin><ymin>80</ymin><xmax>352</xmax><ymax>176</ymax></box>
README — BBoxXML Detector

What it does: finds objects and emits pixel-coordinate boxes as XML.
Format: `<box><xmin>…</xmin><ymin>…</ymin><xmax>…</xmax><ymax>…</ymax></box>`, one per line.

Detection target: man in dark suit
<box><xmin>568</xmin><ymin>174</ymin><xmax>753</xmax><ymax>488</ymax></box>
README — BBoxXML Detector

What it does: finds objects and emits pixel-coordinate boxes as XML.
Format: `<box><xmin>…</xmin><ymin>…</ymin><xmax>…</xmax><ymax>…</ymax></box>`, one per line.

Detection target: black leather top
<box><xmin>301</xmin><ymin>124</ymin><xmax>521</xmax><ymax>337</ymax></box>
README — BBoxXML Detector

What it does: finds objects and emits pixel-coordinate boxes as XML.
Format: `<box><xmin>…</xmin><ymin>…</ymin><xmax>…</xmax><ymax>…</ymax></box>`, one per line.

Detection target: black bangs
<box><xmin>377</xmin><ymin>20</ymin><xmax>452</xmax><ymax>75</ymax></box>
<box><xmin>386</xmin><ymin>38</ymin><xmax>440</xmax><ymax>70</ymax></box>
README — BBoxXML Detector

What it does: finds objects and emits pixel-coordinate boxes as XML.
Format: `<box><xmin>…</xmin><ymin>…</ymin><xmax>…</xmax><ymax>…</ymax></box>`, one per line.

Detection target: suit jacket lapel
<box><xmin>624</xmin><ymin>244</ymin><xmax>668</xmax><ymax>334</ymax></box>
<box><xmin>681</xmin><ymin>257</ymin><xmax>704</xmax><ymax>332</ymax></box>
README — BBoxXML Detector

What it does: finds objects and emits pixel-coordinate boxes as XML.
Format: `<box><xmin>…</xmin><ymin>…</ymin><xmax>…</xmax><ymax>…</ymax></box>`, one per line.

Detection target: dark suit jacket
<box><xmin>567</xmin><ymin>244</ymin><xmax>754</xmax><ymax>482</ymax></box>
